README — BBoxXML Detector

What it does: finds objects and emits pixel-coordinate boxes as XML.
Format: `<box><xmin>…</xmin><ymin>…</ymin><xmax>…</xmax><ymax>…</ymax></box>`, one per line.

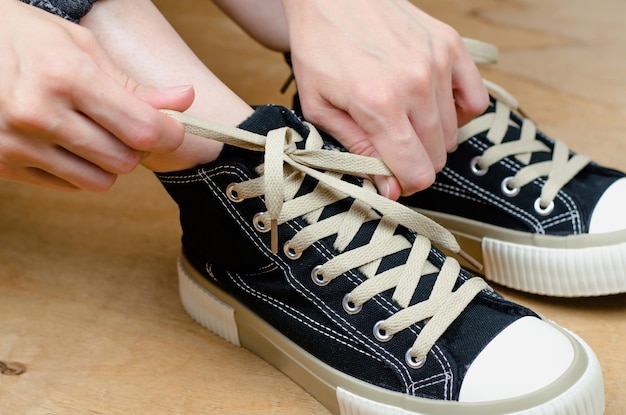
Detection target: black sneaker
<box><xmin>401</xmin><ymin>80</ymin><xmax>626</xmax><ymax>297</ymax></box>
<box><xmin>288</xmin><ymin>41</ymin><xmax>626</xmax><ymax>297</ymax></box>
<box><xmin>156</xmin><ymin>105</ymin><xmax>604</xmax><ymax>415</ymax></box>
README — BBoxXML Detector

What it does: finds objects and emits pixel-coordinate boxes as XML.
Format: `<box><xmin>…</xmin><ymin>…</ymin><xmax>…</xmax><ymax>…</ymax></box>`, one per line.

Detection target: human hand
<box><xmin>0</xmin><ymin>2</ymin><xmax>194</xmax><ymax>192</ymax></box>
<box><xmin>282</xmin><ymin>0</ymin><xmax>488</xmax><ymax>199</ymax></box>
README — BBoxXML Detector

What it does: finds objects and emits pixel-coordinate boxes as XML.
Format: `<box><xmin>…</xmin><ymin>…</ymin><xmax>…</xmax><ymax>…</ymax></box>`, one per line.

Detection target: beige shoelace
<box><xmin>163</xmin><ymin>109</ymin><xmax>488</xmax><ymax>365</ymax></box>
<box><xmin>463</xmin><ymin>40</ymin><xmax>592</xmax><ymax>209</ymax></box>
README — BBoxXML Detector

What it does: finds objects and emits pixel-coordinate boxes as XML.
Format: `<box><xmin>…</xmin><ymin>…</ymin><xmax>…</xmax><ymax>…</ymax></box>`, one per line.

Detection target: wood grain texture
<box><xmin>1</xmin><ymin>0</ymin><xmax>624</xmax><ymax>414</ymax></box>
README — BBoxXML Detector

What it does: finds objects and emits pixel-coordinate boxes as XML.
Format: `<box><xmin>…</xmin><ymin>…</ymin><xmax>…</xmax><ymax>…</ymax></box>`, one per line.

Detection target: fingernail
<box><xmin>374</xmin><ymin>175</ymin><xmax>390</xmax><ymax>198</ymax></box>
<box><xmin>161</xmin><ymin>85</ymin><xmax>193</xmax><ymax>94</ymax></box>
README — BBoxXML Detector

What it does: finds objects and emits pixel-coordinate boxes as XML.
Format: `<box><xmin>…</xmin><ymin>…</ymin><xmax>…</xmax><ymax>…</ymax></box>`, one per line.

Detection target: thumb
<box><xmin>134</xmin><ymin>84</ymin><xmax>195</xmax><ymax>112</ymax></box>
<box><xmin>373</xmin><ymin>175</ymin><xmax>402</xmax><ymax>201</ymax></box>
<box><xmin>79</xmin><ymin>33</ymin><xmax>196</xmax><ymax>113</ymax></box>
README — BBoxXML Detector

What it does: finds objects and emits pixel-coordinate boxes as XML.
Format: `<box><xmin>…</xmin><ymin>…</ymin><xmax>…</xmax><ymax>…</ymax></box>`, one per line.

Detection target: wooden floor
<box><xmin>1</xmin><ymin>0</ymin><xmax>624</xmax><ymax>413</ymax></box>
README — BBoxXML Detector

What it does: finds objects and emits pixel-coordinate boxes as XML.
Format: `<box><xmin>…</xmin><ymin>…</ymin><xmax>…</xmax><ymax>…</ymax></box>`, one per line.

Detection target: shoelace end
<box><xmin>271</xmin><ymin>219</ymin><xmax>279</xmax><ymax>254</ymax></box>
<box><xmin>459</xmin><ymin>249</ymin><xmax>483</xmax><ymax>272</ymax></box>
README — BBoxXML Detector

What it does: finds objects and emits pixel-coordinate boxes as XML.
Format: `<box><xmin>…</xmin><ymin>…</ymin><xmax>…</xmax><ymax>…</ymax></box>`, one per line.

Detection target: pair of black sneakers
<box><xmin>154</xmin><ymin>41</ymin><xmax>622</xmax><ymax>414</ymax></box>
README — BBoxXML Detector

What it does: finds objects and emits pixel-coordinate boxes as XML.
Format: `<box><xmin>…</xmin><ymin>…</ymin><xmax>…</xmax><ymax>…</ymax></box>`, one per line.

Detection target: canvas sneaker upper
<box><xmin>156</xmin><ymin>105</ymin><xmax>604</xmax><ymax>414</ymax></box>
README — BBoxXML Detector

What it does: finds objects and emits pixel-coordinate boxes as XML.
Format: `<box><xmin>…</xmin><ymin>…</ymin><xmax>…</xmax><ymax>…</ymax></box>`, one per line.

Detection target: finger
<box><xmin>19</xmin><ymin>167</ymin><xmax>81</xmax><ymax>192</ymax></box>
<box><xmin>0</xmin><ymin>132</ymin><xmax>118</xmax><ymax>192</ymax></box>
<box><xmin>407</xmin><ymin>71</ymin><xmax>454</xmax><ymax>172</ymax></box>
<box><xmin>135</xmin><ymin>84</ymin><xmax>195</xmax><ymax>112</ymax></box>
<box><xmin>75</xmin><ymin>74</ymin><xmax>187</xmax><ymax>153</ymax></box>
<box><xmin>28</xmin><ymin>143</ymin><xmax>118</xmax><ymax>192</ymax></box>
<box><xmin>374</xmin><ymin>116</ymin><xmax>436</xmax><ymax>196</ymax></box>
<box><xmin>0</xmin><ymin>151</ymin><xmax>81</xmax><ymax>191</ymax></box>
<box><xmin>401</xmin><ymin>81</ymin><xmax>445</xmax><ymax>190</ymax></box>
<box><xmin>373</xmin><ymin>174</ymin><xmax>402</xmax><ymax>201</ymax></box>
<box><xmin>431</xmin><ymin>60</ymin><xmax>459</xmax><ymax>156</ymax></box>
<box><xmin>65</xmin><ymin>40</ymin><xmax>187</xmax><ymax>153</ymax></box>
<box><xmin>49</xmin><ymin>110</ymin><xmax>145</xmax><ymax>175</ymax></box>
<box><xmin>432</xmin><ymin>83</ymin><xmax>459</xmax><ymax>157</ymax></box>
<box><xmin>451</xmin><ymin>47</ymin><xmax>489</xmax><ymax>127</ymax></box>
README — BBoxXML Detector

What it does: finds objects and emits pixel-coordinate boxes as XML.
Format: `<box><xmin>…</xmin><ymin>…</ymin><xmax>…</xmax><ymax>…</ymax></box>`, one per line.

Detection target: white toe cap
<box><xmin>459</xmin><ymin>316</ymin><xmax>574</xmax><ymax>402</ymax></box>
<box><xmin>589</xmin><ymin>178</ymin><xmax>626</xmax><ymax>234</ymax></box>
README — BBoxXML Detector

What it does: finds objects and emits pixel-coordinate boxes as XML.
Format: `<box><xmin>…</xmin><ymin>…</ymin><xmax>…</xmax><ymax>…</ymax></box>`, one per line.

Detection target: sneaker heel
<box><xmin>178</xmin><ymin>256</ymin><xmax>241</xmax><ymax>347</ymax></box>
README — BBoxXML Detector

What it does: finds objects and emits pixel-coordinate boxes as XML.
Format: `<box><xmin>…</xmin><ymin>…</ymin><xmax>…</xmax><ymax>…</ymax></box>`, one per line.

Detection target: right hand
<box><xmin>282</xmin><ymin>0</ymin><xmax>488</xmax><ymax>199</ymax></box>
<box><xmin>0</xmin><ymin>2</ymin><xmax>194</xmax><ymax>192</ymax></box>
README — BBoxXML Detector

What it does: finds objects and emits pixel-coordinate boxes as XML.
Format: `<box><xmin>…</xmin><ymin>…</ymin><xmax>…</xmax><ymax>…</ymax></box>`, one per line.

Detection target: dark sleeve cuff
<box><xmin>20</xmin><ymin>0</ymin><xmax>97</xmax><ymax>23</ymax></box>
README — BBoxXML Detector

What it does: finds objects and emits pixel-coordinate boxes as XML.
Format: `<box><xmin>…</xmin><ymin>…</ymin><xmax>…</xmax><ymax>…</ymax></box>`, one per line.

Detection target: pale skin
<box><xmin>0</xmin><ymin>0</ymin><xmax>488</xmax><ymax>199</ymax></box>
<box><xmin>0</xmin><ymin>1</ymin><xmax>194</xmax><ymax>191</ymax></box>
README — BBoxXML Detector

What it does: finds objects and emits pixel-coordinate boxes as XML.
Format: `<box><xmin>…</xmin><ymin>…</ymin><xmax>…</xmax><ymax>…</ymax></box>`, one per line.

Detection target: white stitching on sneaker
<box><xmin>164</xmin><ymin>110</ymin><xmax>489</xmax><ymax>381</ymax></box>
<box><xmin>200</xmin><ymin>154</ymin><xmax>454</xmax><ymax>395</ymax></box>
<box><xmin>439</xmin><ymin>134</ymin><xmax>584</xmax><ymax>234</ymax></box>
<box><xmin>459</xmin><ymin>101</ymin><xmax>590</xmax><ymax>209</ymax></box>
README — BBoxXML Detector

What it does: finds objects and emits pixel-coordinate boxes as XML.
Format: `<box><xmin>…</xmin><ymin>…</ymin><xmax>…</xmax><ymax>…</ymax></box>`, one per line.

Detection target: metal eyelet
<box><xmin>501</xmin><ymin>177</ymin><xmax>520</xmax><ymax>197</ymax></box>
<box><xmin>405</xmin><ymin>349</ymin><xmax>427</xmax><ymax>369</ymax></box>
<box><xmin>342</xmin><ymin>294</ymin><xmax>362</xmax><ymax>315</ymax></box>
<box><xmin>226</xmin><ymin>183</ymin><xmax>243</xmax><ymax>202</ymax></box>
<box><xmin>534</xmin><ymin>198</ymin><xmax>555</xmax><ymax>216</ymax></box>
<box><xmin>283</xmin><ymin>241</ymin><xmax>302</xmax><ymax>260</ymax></box>
<box><xmin>470</xmin><ymin>156</ymin><xmax>488</xmax><ymax>176</ymax></box>
<box><xmin>311</xmin><ymin>265</ymin><xmax>329</xmax><ymax>286</ymax></box>
<box><xmin>373</xmin><ymin>321</ymin><xmax>393</xmax><ymax>342</ymax></box>
<box><xmin>253</xmin><ymin>213</ymin><xmax>270</xmax><ymax>233</ymax></box>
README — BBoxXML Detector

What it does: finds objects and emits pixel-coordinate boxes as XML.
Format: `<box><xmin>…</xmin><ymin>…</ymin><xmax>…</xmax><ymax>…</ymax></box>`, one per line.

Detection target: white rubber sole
<box><xmin>416</xmin><ymin>209</ymin><xmax>626</xmax><ymax>297</ymax></box>
<box><xmin>482</xmin><ymin>237</ymin><xmax>626</xmax><ymax>297</ymax></box>
<box><xmin>177</xmin><ymin>254</ymin><xmax>605</xmax><ymax>415</ymax></box>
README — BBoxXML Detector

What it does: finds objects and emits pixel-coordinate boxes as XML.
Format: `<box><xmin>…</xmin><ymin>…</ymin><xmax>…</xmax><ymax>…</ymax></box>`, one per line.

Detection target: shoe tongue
<box><xmin>482</xmin><ymin>96</ymin><xmax>521</xmax><ymax>145</ymax></box>
<box><xmin>217</xmin><ymin>105</ymin><xmax>312</xmax><ymax>167</ymax></box>
<box><xmin>238</xmin><ymin>105</ymin><xmax>310</xmax><ymax>138</ymax></box>
<box><xmin>482</xmin><ymin>96</ymin><xmax>555</xmax><ymax>164</ymax></box>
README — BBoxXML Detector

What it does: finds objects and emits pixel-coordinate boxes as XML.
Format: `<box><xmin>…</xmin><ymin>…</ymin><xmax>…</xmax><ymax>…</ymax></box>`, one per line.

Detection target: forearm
<box><xmin>212</xmin><ymin>0</ymin><xmax>289</xmax><ymax>51</ymax></box>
